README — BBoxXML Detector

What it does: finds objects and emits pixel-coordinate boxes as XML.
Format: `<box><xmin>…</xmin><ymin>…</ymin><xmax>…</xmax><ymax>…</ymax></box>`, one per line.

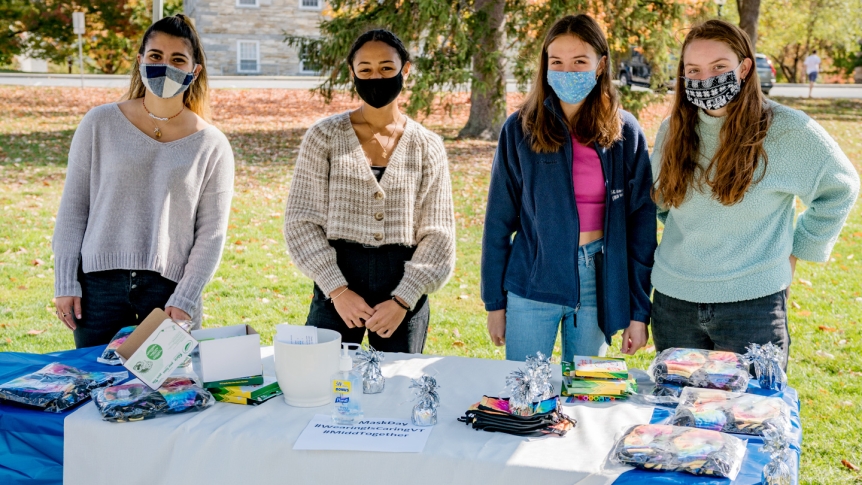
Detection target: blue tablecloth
<box><xmin>0</xmin><ymin>345</ymin><xmax>111</xmax><ymax>485</ymax></box>
<box><xmin>1</xmin><ymin>348</ymin><xmax>802</xmax><ymax>485</ymax></box>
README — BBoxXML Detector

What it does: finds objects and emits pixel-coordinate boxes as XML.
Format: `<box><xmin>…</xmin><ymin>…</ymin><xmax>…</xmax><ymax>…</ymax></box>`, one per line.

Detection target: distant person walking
<box><xmin>804</xmin><ymin>50</ymin><xmax>821</xmax><ymax>98</ymax></box>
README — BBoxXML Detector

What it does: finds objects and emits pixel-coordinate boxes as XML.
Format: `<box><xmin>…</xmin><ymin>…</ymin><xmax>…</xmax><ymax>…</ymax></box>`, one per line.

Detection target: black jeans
<box><xmin>306</xmin><ymin>240</ymin><xmax>430</xmax><ymax>354</ymax></box>
<box><xmin>651</xmin><ymin>290</ymin><xmax>790</xmax><ymax>370</ymax></box>
<box><xmin>74</xmin><ymin>268</ymin><xmax>177</xmax><ymax>349</ymax></box>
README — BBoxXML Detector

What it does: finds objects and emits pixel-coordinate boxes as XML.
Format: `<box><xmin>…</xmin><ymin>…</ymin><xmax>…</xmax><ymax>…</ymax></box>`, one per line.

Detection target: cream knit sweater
<box><xmin>284</xmin><ymin>112</ymin><xmax>456</xmax><ymax>308</ymax></box>
<box><xmin>53</xmin><ymin>103</ymin><xmax>234</xmax><ymax>325</ymax></box>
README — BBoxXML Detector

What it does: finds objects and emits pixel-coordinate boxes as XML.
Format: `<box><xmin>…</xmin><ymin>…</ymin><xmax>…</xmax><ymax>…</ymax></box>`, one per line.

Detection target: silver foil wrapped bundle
<box><xmin>354</xmin><ymin>345</ymin><xmax>385</xmax><ymax>394</ymax></box>
<box><xmin>506</xmin><ymin>352</ymin><xmax>555</xmax><ymax>416</ymax></box>
<box><xmin>760</xmin><ymin>426</ymin><xmax>792</xmax><ymax>485</ymax></box>
<box><xmin>410</xmin><ymin>375</ymin><xmax>440</xmax><ymax>426</ymax></box>
<box><xmin>746</xmin><ymin>342</ymin><xmax>788</xmax><ymax>392</ymax></box>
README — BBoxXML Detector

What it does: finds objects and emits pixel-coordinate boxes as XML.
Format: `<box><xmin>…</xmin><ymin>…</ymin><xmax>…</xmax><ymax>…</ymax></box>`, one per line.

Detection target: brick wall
<box><xmin>186</xmin><ymin>0</ymin><xmax>325</xmax><ymax>76</ymax></box>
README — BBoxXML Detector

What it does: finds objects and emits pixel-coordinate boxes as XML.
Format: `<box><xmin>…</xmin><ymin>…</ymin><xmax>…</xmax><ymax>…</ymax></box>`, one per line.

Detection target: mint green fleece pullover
<box><xmin>651</xmin><ymin>101</ymin><xmax>860</xmax><ymax>303</ymax></box>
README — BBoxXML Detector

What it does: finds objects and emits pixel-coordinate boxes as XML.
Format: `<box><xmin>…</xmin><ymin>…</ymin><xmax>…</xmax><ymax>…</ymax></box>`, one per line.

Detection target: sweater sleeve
<box><xmin>650</xmin><ymin>119</ymin><xmax>670</xmax><ymax>225</ymax></box>
<box><xmin>165</xmin><ymin>139</ymin><xmax>235</xmax><ymax>317</ymax></box>
<box><xmin>480</xmin><ymin>121</ymin><xmax>522</xmax><ymax>312</ymax></box>
<box><xmin>52</xmin><ymin>112</ymin><xmax>95</xmax><ymax>298</ymax></box>
<box><xmin>790</xmin><ymin>119</ymin><xmax>860</xmax><ymax>262</ymax></box>
<box><xmin>392</xmin><ymin>134</ymin><xmax>456</xmax><ymax>308</ymax></box>
<box><xmin>283</xmin><ymin>122</ymin><xmax>348</xmax><ymax>297</ymax></box>
<box><xmin>624</xmin><ymin>119</ymin><xmax>657</xmax><ymax>325</ymax></box>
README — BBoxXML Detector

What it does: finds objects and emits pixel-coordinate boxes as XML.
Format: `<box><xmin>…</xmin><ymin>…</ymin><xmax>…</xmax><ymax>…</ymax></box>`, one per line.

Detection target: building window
<box><xmin>299</xmin><ymin>43</ymin><xmax>321</xmax><ymax>75</ymax></box>
<box><xmin>237</xmin><ymin>41</ymin><xmax>260</xmax><ymax>73</ymax></box>
<box><xmin>236</xmin><ymin>0</ymin><xmax>259</xmax><ymax>7</ymax></box>
<box><xmin>299</xmin><ymin>0</ymin><xmax>322</xmax><ymax>10</ymax></box>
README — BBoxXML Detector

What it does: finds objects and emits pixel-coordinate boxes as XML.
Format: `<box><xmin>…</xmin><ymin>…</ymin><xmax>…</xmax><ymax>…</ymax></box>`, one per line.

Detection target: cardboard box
<box><xmin>117</xmin><ymin>308</ymin><xmax>198</xmax><ymax>389</ymax></box>
<box><xmin>190</xmin><ymin>324</ymin><xmax>262</xmax><ymax>387</ymax></box>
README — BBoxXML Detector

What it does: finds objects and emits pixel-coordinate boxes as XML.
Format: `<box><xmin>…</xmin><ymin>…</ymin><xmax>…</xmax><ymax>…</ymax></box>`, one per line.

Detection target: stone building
<box><xmin>185</xmin><ymin>0</ymin><xmax>326</xmax><ymax>76</ymax></box>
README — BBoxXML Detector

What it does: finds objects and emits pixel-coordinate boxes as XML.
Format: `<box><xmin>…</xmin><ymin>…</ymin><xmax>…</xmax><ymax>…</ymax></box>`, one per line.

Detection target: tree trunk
<box><xmin>737</xmin><ymin>0</ymin><xmax>762</xmax><ymax>48</ymax></box>
<box><xmin>457</xmin><ymin>0</ymin><xmax>506</xmax><ymax>140</ymax></box>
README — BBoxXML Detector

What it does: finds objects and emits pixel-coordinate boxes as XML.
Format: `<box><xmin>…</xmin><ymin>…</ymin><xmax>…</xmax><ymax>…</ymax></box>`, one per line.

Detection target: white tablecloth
<box><xmin>64</xmin><ymin>348</ymin><xmax>654</xmax><ymax>485</ymax></box>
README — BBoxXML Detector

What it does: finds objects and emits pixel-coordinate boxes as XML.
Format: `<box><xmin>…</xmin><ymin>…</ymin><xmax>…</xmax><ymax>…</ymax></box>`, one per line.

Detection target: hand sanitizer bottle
<box><xmin>332</xmin><ymin>343</ymin><xmax>363</xmax><ymax>425</ymax></box>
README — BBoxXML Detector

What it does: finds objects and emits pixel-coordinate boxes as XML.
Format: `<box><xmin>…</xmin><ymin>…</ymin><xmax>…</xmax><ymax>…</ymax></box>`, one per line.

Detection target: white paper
<box><xmin>293</xmin><ymin>414</ymin><xmax>433</xmax><ymax>453</ymax></box>
<box><xmin>276</xmin><ymin>324</ymin><xmax>319</xmax><ymax>345</ymax></box>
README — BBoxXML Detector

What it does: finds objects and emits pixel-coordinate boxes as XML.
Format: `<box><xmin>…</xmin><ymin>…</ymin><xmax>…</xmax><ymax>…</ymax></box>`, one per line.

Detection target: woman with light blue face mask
<box><xmin>53</xmin><ymin>15</ymin><xmax>235</xmax><ymax>347</ymax></box>
<box><xmin>482</xmin><ymin>14</ymin><xmax>657</xmax><ymax>362</ymax></box>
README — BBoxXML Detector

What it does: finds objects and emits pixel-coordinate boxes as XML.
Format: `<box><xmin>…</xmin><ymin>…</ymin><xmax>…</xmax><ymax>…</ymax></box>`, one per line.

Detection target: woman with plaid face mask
<box><xmin>53</xmin><ymin>15</ymin><xmax>234</xmax><ymax>347</ymax></box>
<box><xmin>649</xmin><ymin>20</ymin><xmax>859</xmax><ymax>368</ymax></box>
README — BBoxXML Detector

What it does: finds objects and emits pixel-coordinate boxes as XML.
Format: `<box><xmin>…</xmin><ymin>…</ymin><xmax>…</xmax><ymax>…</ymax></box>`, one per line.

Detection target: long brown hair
<box><xmin>519</xmin><ymin>14</ymin><xmax>621</xmax><ymax>152</ymax></box>
<box><xmin>123</xmin><ymin>14</ymin><xmax>211</xmax><ymax>121</ymax></box>
<box><xmin>654</xmin><ymin>19</ymin><xmax>772</xmax><ymax>208</ymax></box>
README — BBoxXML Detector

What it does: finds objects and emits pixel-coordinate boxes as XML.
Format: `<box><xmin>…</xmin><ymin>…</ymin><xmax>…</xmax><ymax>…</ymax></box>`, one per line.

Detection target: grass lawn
<box><xmin>0</xmin><ymin>86</ymin><xmax>860</xmax><ymax>483</ymax></box>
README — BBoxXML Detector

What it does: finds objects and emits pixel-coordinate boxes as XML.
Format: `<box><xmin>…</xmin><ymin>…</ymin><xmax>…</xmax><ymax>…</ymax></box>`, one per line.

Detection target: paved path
<box><xmin>1</xmin><ymin>73</ymin><xmax>860</xmax><ymax>98</ymax></box>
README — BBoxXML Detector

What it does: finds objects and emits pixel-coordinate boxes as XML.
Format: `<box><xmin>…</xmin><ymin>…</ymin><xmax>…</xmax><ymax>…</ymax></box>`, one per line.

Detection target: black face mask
<box><xmin>353</xmin><ymin>72</ymin><xmax>404</xmax><ymax>109</ymax></box>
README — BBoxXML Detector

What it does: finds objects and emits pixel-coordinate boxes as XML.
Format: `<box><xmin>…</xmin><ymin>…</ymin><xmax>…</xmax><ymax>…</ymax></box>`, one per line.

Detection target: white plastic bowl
<box><xmin>274</xmin><ymin>328</ymin><xmax>341</xmax><ymax>407</ymax></box>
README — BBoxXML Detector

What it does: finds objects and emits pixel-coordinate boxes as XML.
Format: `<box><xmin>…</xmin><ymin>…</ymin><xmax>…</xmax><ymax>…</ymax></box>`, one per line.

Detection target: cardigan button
<box><xmin>374</xmin><ymin>191</ymin><xmax>384</xmax><ymax>200</ymax></box>
<box><xmin>373</xmin><ymin>233</ymin><xmax>383</xmax><ymax>241</ymax></box>
<box><xmin>374</xmin><ymin>212</ymin><xmax>384</xmax><ymax>221</ymax></box>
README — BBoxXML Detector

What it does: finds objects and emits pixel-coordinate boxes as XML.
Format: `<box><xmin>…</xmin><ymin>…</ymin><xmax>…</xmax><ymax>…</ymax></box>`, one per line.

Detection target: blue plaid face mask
<box><xmin>139</xmin><ymin>63</ymin><xmax>195</xmax><ymax>99</ymax></box>
<box><xmin>547</xmin><ymin>70</ymin><xmax>597</xmax><ymax>105</ymax></box>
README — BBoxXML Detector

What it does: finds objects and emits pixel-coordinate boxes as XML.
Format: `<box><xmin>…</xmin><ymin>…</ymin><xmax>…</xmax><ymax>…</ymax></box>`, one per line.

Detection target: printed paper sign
<box><xmin>276</xmin><ymin>324</ymin><xmax>318</xmax><ymax>345</ymax></box>
<box><xmin>293</xmin><ymin>414</ymin><xmax>433</xmax><ymax>453</ymax></box>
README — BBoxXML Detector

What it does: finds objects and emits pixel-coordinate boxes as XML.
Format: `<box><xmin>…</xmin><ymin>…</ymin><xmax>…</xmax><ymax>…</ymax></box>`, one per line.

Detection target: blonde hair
<box><xmin>124</xmin><ymin>14</ymin><xmax>211</xmax><ymax>121</ymax></box>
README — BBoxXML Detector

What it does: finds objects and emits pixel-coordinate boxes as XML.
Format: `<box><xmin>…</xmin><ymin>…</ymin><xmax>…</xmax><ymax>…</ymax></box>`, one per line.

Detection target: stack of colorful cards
<box><xmin>209</xmin><ymin>376</ymin><xmax>282</xmax><ymax>405</ymax></box>
<box><xmin>562</xmin><ymin>356</ymin><xmax>637</xmax><ymax>402</ymax></box>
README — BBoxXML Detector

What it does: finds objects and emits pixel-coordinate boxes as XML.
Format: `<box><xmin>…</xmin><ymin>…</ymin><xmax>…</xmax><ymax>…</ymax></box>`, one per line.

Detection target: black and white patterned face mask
<box><xmin>684</xmin><ymin>64</ymin><xmax>743</xmax><ymax>110</ymax></box>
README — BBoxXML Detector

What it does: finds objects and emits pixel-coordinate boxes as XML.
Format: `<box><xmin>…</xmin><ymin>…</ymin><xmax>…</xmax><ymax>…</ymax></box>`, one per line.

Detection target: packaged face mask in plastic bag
<box><xmin>97</xmin><ymin>326</ymin><xmax>137</xmax><ymax>365</ymax></box>
<box><xmin>0</xmin><ymin>363</ymin><xmax>128</xmax><ymax>413</ymax></box>
<box><xmin>609</xmin><ymin>424</ymin><xmax>746</xmax><ymax>479</ymax></box>
<box><xmin>649</xmin><ymin>348</ymin><xmax>750</xmax><ymax>392</ymax></box>
<box><xmin>91</xmin><ymin>377</ymin><xmax>213</xmax><ymax>422</ymax></box>
<box><xmin>671</xmin><ymin>387</ymin><xmax>791</xmax><ymax>436</ymax></box>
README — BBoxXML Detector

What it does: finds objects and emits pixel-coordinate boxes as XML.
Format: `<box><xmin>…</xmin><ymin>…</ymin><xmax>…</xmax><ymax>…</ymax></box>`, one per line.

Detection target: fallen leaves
<box><xmin>26</xmin><ymin>329</ymin><xmax>45</xmax><ymax>335</ymax></box>
<box><xmin>451</xmin><ymin>341</ymin><xmax>465</xmax><ymax>348</ymax></box>
<box><xmin>32</xmin><ymin>258</ymin><xmax>44</xmax><ymax>266</ymax></box>
<box><xmin>815</xmin><ymin>350</ymin><xmax>836</xmax><ymax>359</ymax></box>
<box><xmin>842</xmin><ymin>459</ymin><xmax>860</xmax><ymax>471</ymax></box>
<box><xmin>798</xmin><ymin>278</ymin><xmax>813</xmax><ymax>286</ymax></box>
<box><xmin>796</xmin><ymin>310</ymin><xmax>811</xmax><ymax>317</ymax></box>
<box><xmin>818</xmin><ymin>325</ymin><xmax>842</xmax><ymax>333</ymax></box>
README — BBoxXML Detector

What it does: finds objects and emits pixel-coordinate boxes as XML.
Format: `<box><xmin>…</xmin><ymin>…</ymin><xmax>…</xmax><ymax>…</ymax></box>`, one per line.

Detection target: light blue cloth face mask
<box><xmin>547</xmin><ymin>69</ymin><xmax>598</xmax><ymax>104</ymax></box>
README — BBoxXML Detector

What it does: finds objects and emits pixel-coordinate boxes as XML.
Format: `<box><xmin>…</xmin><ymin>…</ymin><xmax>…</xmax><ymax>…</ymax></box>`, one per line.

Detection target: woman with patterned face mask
<box><xmin>284</xmin><ymin>29</ymin><xmax>455</xmax><ymax>353</ymax></box>
<box><xmin>482</xmin><ymin>14</ymin><xmax>657</xmax><ymax>362</ymax></box>
<box><xmin>53</xmin><ymin>15</ymin><xmax>234</xmax><ymax>347</ymax></box>
<box><xmin>650</xmin><ymin>20</ymin><xmax>859</xmax><ymax>369</ymax></box>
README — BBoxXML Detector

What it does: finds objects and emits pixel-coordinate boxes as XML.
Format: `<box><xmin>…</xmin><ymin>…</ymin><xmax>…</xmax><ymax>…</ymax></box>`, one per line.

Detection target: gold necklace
<box><xmin>359</xmin><ymin>106</ymin><xmax>403</xmax><ymax>159</ymax></box>
<box><xmin>142</xmin><ymin>98</ymin><xmax>184</xmax><ymax>139</ymax></box>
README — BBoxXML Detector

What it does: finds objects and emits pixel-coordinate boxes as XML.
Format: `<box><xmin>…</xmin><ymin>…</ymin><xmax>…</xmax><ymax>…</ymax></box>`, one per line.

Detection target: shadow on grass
<box><xmin>0</xmin><ymin>128</ymin><xmax>313</xmax><ymax>168</ymax></box>
<box><xmin>772</xmin><ymin>97</ymin><xmax>862</xmax><ymax>122</ymax></box>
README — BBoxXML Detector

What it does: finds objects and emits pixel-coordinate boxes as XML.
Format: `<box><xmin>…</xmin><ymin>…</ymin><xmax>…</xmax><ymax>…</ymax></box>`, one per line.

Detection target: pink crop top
<box><xmin>572</xmin><ymin>136</ymin><xmax>606</xmax><ymax>232</ymax></box>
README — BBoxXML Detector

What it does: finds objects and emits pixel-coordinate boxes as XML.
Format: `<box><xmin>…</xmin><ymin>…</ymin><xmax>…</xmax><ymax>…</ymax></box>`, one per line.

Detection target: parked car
<box><xmin>617</xmin><ymin>48</ymin><xmax>652</xmax><ymax>87</ymax></box>
<box><xmin>755</xmin><ymin>53</ymin><xmax>776</xmax><ymax>95</ymax></box>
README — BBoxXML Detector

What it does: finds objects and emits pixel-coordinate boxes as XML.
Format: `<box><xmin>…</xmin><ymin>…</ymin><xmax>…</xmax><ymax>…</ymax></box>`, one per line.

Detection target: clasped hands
<box><xmin>330</xmin><ymin>286</ymin><xmax>408</xmax><ymax>339</ymax></box>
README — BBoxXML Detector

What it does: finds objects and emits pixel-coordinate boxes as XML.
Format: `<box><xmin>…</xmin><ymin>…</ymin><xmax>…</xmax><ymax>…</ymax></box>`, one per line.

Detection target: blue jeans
<box><xmin>74</xmin><ymin>268</ymin><xmax>177</xmax><ymax>349</ymax></box>
<box><xmin>651</xmin><ymin>289</ymin><xmax>790</xmax><ymax>370</ymax></box>
<box><xmin>505</xmin><ymin>238</ymin><xmax>608</xmax><ymax>362</ymax></box>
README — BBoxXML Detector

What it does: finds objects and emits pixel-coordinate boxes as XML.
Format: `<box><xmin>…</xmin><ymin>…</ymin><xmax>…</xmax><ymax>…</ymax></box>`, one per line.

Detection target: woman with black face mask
<box><xmin>284</xmin><ymin>29</ymin><xmax>456</xmax><ymax>353</ymax></box>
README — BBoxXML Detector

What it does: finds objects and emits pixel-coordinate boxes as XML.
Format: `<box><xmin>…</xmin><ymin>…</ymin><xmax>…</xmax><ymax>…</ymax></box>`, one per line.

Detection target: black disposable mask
<box><xmin>353</xmin><ymin>71</ymin><xmax>404</xmax><ymax>109</ymax></box>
